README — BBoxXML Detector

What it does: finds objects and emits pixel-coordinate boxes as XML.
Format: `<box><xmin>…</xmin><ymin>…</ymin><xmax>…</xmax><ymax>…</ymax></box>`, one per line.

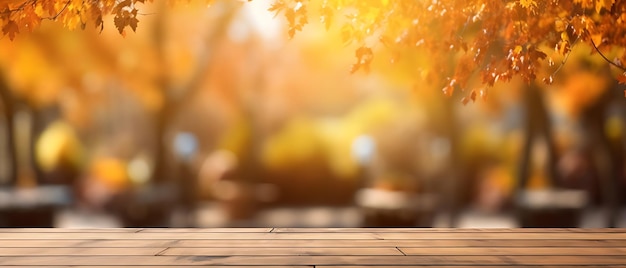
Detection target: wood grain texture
<box><xmin>4</xmin><ymin>238</ymin><xmax>626</xmax><ymax>248</ymax></box>
<box><xmin>0</xmin><ymin>232</ymin><xmax>379</xmax><ymax>240</ymax></box>
<box><xmin>0</xmin><ymin>228</ymin><xmax>143</xmax><ymax>233</ymax></box>
<box><xmin>137</xmin><ymin>228</ymin><xmax>273</xmax><ymax>233</ymax></box>
<box><xmin>161</xmin><ymin>247</ymin><xmax>403</xmax><ymax>256</ymax></box>
<box><xmin>2</xmin><ymin>255</ymin><xmax>626</xmax><ymax>266</ymax></box>
<box><xmin>40</xmin><ymin>265</ymin><xmax>310</xmax><ymax>268</ymax></box>
<box><xmin>0</xmin><ymin>247</ymin><xmax>165</xmax><ymax>256</ymax></box>
<box><xmin>172</xmin><ymin>239</ymin><xmax>626</xmax><ymax>248</ymax></box>
<box><xmin>0</xmin><ymin>228</ymin><xmax>624</xmax><ymax>267</ymax></box>
<box><xmin>398</xmin><ymin>247</ymin><xmax>626</xmax><ymax>255</ymax></box>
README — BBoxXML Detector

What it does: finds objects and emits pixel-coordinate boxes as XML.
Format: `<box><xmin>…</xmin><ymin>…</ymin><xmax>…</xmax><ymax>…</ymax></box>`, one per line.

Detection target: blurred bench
<box><xmin>0</xmin><ymin>185</ymin><xmax>72</xmax><ymax>227</ymax></box>
<box><xmin>355</xmin><ymin>188</ymin><xmax>437</xmax><ymax>227</ymax></box>
<box><xmin>516</xmin><ymin>189</ymin><xmax>588</xmax><ymax>227</ymax></box>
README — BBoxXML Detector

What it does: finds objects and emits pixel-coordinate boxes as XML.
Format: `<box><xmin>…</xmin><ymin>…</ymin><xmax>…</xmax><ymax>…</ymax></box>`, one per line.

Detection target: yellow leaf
<box><xmin>560</xmin><ymin>31</ymin><xmax>569</xmax><ymax>42</ymax></box>
<box><xmin>554</xmin><ymin>19</ymin><xmax>565</xmax><ymax>32</ymax></box>
<box><xmin>591</xmin><ymin>33</ymin><xmax>603</xmax><ymax>46</ymax></box>
<box><xmin>519</xmin><ymin>0</ymin><xmax>537</xmax><ymax>9</ymax></box>
<box><xmin>595</xmin><ymin>0</ymin><xmax>615</xmax><ymax>13</ymax></box>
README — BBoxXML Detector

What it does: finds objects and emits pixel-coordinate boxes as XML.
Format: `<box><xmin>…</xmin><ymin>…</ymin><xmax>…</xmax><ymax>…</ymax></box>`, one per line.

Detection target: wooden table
<box><xmin>0</xmin><ymin>228</ymin><xmax>625</xmax><ymax>267</ymax></box>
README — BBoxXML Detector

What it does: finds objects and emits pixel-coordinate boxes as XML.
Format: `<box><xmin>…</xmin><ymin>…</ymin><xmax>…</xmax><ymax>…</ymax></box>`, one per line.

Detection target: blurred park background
<box><xmin>0</xmin><ymin>0</ymin><xmax>625</xmax><ymax>228</ymax></box>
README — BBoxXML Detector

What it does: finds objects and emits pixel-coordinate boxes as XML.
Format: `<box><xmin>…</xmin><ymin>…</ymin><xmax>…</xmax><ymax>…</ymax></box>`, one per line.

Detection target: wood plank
<box><xmin>374</xmin><ymin>232</ymin><xmax>626</xmax><ymax>240</ymax></box>
<box><xmin>275</xmin><ymin>228</ymin><xmax>626</xmax><ymax>233</ymax></box>
<box><xmin>0</xmin><ymin>228</ymin><xmax>143</xmax><ymax>233</ymax></box>
<box><xmin>162</xmin><ymin>247</ymin><xmax>403</xmax><ymax>256</ymax></box>
<box><xmin>399</xmin><ymin>247</ymin><xmax>626</xmax><ymax>255</ymax></box>
<box><xmin>5</xmin><ymin>227</ymin><xmax>624</xmax><ymax>233</ymax></box>
<box><xmin>319</xmin><ymin>266</ymin><xmax>626</xmax><ymax>268</ymax></box>
<box><xmin>3</xmin><ymin>238</ymin><xmax>625</xmax><ymax>248</ymax></box>
<box><xmin>23</xmin><ymin>266</ymin><xmax>626</xmax><ymax>268</ymax></box>
<box><xmin>3</xmin><ymin>231</ymin><xmax>626</xmax><ymax>240</ymax></box>
<box><xmin>2</xmin><ymin>255</ymin><xmax>626</xmax><ymax>266</ymax></box>
<box><xmin>0</xmin><ymin>232</ymin><xmax>378</xmax><ymax>240</ymax></box>
<box><xmin>172</xmin><ymin>239</ymin><xmax>626</xmax><ymax>248</ymax></box>
<box><xmin>138</xmin><ymin>228</ymin><xmax>273</xmax><ymax>233</ymax></box>
<box><xmin>34</xmin><ymin>266</ymin><xmax>626</xmax><ymax>268</ymax></box>
<box><xmin>0</xmin><ymin>239</ymin><xmax>177</xmax><ymax>248</ymax></box>
<box><xmin>42</xmin><ymin>265</ymin><xmax>310</xmax><ymax>268</ymax></box>
<box><xmin>0</xmin><ymin>247</ymin><xmax>165</xmax><ymax>256</ymax></box>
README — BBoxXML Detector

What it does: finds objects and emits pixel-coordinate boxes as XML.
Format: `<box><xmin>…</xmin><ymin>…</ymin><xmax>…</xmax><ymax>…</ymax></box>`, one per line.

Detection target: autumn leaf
<box><xmin>95</xmin><ymin>14</ymin><xmax>103</xmax><ymax>32</ymax></box>
<box><xmin>2</xmin><ymin>20</ymin><xmax>18</xmax><ymax>40</ymax></box>
<box><xmin>320</xmin><ymin>5</ymin><xmax>333</xmax><ymax>30</ymax></box>
<box><xmin>268</xmin><ymin>0</ymin><xmax>285</xmax><ymax>14</ymax></box>
<box><xmin>443</xmin><ymin>85</ymin><xmax>454</xmax><ymax>97</ymax></box>
<box><xmin>113</xmin><ymin>8</ymin><xmax>139</xmax><ymax>34</ymax></box>
<box><xmin>519</xmin><ymin>0</ymin><xmax>537</xmax><ymax>9</ymax></box>
<box><xmin>554</xmin><ymin>19</ymin><xmax>566</xmax><ymax>32</ymax></box>
<box><xmin>479</xmin><ymin>88</ymin><xmax>488</xmax><ymax>101</ymax></box>
<box><xmin>617</xmin><ymin>72</ymin><xmax>626</xmax><ymax>85</ymax></box>
<box><xmin>351</xmin><ymin>46</ymin><xmax>373</xmax><ymax>73</ymax></box>
<box><xmin>542</xmin><ymin>76</ymin><xmax>554</xmax><ymax>85</ymax></box>
<box><xmin>21</xmin><ymin>4</ymin><xmax>41</xmax><ymax>32</ymax></box>
<box><xmin>461</xmin><ymin>96</ymin><xmax>469</xmax><ymax>105</ymax></box>
<box><xmin>595</xmin><ymin>0</ymin><xmax>614</xmax><ymax>13</ymax></box>
<box><xmin>114</xmin><ymin>14</ymin><xmax>126</xmax><ymax>34</ymax></box>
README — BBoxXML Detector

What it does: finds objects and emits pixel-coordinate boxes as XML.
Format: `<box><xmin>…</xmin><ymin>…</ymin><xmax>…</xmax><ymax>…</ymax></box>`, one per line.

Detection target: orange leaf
<box><xmin>442</xmin><ymin>85</ymin><xmax>454</xmax><ymax>97</ymax></box>
<box><xmin>480</xmin><ymin>88</ymin><xmax>488</xmax><ymax>101</ymax></box>
<box><xmin>595</xmin><ymin>0</ymin><xmax>615</xmax><ymax>13</ymax></box>
<box><xmin>617</xmin><ymin>72</ymin><xmax>626</xmax><ymax>84</ymax></box>
<box><xmin>2</xmin><ymin>20</ymin><xmax>19</xmax><ymax>40</ymax></box>
<box><xmin>542</xmin><ymin>76</ymin><xmax>553</xmax><ymax>85</ymax></box>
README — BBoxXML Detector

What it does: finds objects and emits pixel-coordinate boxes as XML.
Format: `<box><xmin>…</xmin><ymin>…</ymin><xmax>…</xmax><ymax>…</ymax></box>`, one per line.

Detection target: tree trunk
<box><xmin>0</xmin><ymin>74</ymin><xmax>16</xmax><ymax>186</ymax></box>
<box><xmin>443</xmin><ymin>97</ymin><xmax>462</xmax><ymax>227</ymax></box>
<box><xmin>516</xmin><ymin>82</ymin><xmax>560</xmax><ymax>192</ymax></box>
<box><xmin>580</xmin><ymin>88</ymin><xmax>621</xmax><ymax>227</ymax></box>
<box><xmin>515</xmin><ymin>83</ymin><xmax>577</xmax><ymax>227</ymax></box>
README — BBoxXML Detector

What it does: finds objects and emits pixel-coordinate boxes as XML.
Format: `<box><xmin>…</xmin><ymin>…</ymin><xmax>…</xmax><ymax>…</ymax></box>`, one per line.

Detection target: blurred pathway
<box><xmin>55</xmin><ymin>204</ymin><xmax>626</xmax><ymax>228</ymax></box>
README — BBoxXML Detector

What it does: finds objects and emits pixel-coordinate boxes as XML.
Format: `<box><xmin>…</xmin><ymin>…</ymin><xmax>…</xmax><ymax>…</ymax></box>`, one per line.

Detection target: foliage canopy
<box><xmin>2</xmin><ymin>0</ymin><xmax>626</xmax><ymax>97</ymax></box>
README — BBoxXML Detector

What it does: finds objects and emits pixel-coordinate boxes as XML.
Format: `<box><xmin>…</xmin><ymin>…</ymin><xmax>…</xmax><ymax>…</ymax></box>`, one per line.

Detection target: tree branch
<box><xmin>549</xmin><ymin>35</ymin><xmax>579</xmax><ymax>78</ymax></box>
<box><xmin>588</xmin><ymin>31</ymin><xmax>626</xmax><ymax>72</ymax></box>
<box><xmin>44</xmin><ymin>0</ymin><xmax>71</xmax><ymax>20</ymax></box>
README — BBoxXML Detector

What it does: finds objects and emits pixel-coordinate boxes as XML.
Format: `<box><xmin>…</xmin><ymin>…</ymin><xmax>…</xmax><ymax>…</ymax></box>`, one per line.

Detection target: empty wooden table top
<box><xmin>0</xmin><ymin>228</ymin><xmax>625</xmax><ymax>267</ymax></box>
